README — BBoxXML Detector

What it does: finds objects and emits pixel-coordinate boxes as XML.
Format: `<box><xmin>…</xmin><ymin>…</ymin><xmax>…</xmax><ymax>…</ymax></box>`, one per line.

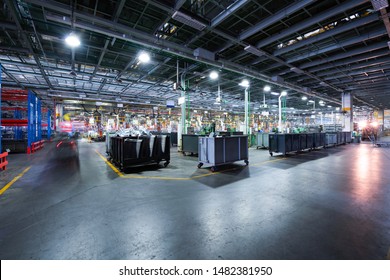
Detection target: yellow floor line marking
<box><xmin>0</xmin><ymin>166</ymin><xmax>32</xmax><ymax>196</ymax></box>
<box><xmin>95</xmin><ymin>150</ymin><xmax>124</xmax><ymax>177</ymax></box>
<box><xmin>96</xmin><ymin>150</ymin><xmax>287</xmax><ymax>180</ymax></box>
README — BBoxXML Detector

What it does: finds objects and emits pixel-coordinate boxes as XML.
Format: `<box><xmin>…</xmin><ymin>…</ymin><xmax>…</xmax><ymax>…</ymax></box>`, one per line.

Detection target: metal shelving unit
<box><xmin>1</xmin><ymin>89</ymin><xmax>42</xmax><ymax>153</ymax></box>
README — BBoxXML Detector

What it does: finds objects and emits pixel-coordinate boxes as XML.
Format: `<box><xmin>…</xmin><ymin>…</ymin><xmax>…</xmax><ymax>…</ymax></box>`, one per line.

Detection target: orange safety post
<box><xmin>0</xmin><ymin>152</ymin><xmax>9</xmax><ymax>170</ymax></box>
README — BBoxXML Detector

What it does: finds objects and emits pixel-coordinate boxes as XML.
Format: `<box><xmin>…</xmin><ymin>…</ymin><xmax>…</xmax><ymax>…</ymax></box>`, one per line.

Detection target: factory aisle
<box><xmin>0</xmin><ymin>140</ymin><xmax>389</xmax><ymax>259</ymax></box>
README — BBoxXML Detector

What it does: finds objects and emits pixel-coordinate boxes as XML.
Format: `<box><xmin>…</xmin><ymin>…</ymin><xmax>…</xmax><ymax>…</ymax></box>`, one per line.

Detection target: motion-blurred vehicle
<box><xmin>55</xmin><ymin>132</ymin><xmax>78</xmax><ymax>158</ymax></box>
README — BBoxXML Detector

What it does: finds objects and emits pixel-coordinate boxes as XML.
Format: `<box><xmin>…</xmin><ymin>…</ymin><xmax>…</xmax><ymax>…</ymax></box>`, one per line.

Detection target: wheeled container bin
<box><xmin>198</xmin><ymin>135</ymin><xmax>248</xmax><ymax>172</ymax></box>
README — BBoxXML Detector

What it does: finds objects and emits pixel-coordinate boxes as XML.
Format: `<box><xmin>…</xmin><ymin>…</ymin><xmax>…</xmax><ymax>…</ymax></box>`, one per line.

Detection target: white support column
<box><xmin>278</xmin><ymin>96</ymin><xmax>282</xmax><ymax>133</ymax></box>
<box><xmin>55</xmin><ymin>103</ymin><xmax>63</xmax><ymax>131</ymax></box>
<box><xmin>342</xmin><ymin>92</ymin><xmax>353</xmax><ymax>131</ymax></box>
<box><xmin>244</xmin><ymin>88</ymin><xmax>249</xmax><ymax>135</ymax></box>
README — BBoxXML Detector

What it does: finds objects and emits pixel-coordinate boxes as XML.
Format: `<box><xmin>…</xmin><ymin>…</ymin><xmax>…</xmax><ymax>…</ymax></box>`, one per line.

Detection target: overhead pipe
<box><xmin>331</xmin><ymin>73</ymin><xmax>390</xmax><ymax>85</ymax></box>
<box><xmin>211</xmin><ymin>0</ymin><xmax>250</xmax><ymax>27</ymax></box>
<box><xmin>274</xmin><ymin>13</ymin><xmax>379</xmax><ymax>56</ymax></box>
<box><xmin>304</xmin><ymin>48</ymin><xmax>390</xmax><ymax>73</ymax></box>
<box><xmin>321</xmin><ymin>63</ymin><xmax>390</xmax><ymax>80</ymax></box>
<box><xmin>275</xmin><ymin>48</ymin><xmax>389</xmax><ymax>78</ymax></box>
<box><xmin>299</xmin><ymin>41</ymin><xmax>388</xmax><ymax>69</ymax></box>
<box><xmin>239</xmin><ymin>0</ymin><xmax>316</xmax><ymax>40</ymax></box>
<box><xmin>283</xmin><ymin>53</ymin><xmax>390</xmax><ymax>82</ymax></box>
<box><xmin>286</xmin><ymin>28</ymin><xmax>387</xmax><ymax>64</ymax></box>
<box><xmin>255</xmin><ymin>0</ymin><xmax>370</xmax><ymax>48</ymax></box>
<box><xmin>316</xmin><ymin>57</ymin><xmax>390</xmax><ymax>77</ymax></box>
<box><xmin>347</xmin><ymin>82</ymin><xmax>390</xmax><ymax>90</ymax></box>
<box><xmin>215</xmin><ymin>0</ymin><xmax>317</xmax><ymax>54</ymax></box>
<box><xmin>261</xmin><ymin>32</ymin><xmax>386</xmax><ymax>74</ymax></box>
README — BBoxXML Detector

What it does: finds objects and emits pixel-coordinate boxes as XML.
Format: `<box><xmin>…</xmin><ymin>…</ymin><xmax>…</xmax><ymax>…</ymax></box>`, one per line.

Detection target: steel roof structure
<box><xmin>1</xmin><ymin>0</ymin><xmax>389</xmax><ymax>113</ymax></box>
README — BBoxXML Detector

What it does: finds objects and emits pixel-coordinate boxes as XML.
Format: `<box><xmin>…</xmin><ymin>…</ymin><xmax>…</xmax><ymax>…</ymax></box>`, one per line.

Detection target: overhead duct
<box><xmin>271</xmin><ymin>75</ymin><xmax>284</xmax><ymax>83</ymax></box>
<box><xmin>172</xmin><ymin>11</ymin><xmax>206</xmax><ymax>31</ymax></box>
<box><xmin>193</xmin><ymin>48</ymin><xmax>215</xmax><ymax>61</ymax></box>
<box><xmin>371</xmin><ymin>0</ymin><xmax>389</xmax><ymax>10</ymax></box>
<box><xmin>244</xmin><ymin>45</ymin><xmax>265</xmax><ymax>56</ymax></box>
<box><xmin>290</xmin><ymin>67</ymin><xmax>304</xmax><ymax>74</ymax></box>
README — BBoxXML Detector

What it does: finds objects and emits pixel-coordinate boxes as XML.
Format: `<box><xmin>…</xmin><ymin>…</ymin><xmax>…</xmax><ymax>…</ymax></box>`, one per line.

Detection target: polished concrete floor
<box><xmin>0</xmin><ymin>139</ymin><xmax>389</xmax><ymax>260</ymax></box>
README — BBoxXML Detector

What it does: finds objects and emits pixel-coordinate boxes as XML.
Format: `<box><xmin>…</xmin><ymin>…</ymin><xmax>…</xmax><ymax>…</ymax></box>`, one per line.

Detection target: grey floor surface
<box><xmin>0</xmin><ymin>139</ymin><xmax>389</xmax><ymax>260</ymax></box>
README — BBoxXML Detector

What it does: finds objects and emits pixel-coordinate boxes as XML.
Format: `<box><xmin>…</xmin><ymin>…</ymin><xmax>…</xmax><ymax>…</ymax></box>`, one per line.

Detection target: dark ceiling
<box><xmin>0</xmin><ymin>0</ymin><xmax>389</xmax><ymax>114</ymax></box>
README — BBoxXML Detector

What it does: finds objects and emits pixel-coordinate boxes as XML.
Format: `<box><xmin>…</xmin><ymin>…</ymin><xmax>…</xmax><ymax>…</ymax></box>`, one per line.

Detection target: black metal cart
<box><xmin>108</xmin><ymin>135</ymin><xmax>170</xmax><ymax>170</ymax></box>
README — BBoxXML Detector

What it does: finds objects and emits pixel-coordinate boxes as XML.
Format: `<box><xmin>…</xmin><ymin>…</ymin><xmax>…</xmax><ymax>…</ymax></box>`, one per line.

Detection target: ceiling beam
<box><xmin>255</xmin><ymin>0</ymin><xmax>369</xmax><ymax>49</ymax></box>
<box><xmin>274</xmin><ymin>13</ymin><xmax>379</xmax><ymax>56</ymax></box>
<box><xmin>5</xmin><ymin>0</ymin><xmax>53</xmax><ymax>89</ymax></box>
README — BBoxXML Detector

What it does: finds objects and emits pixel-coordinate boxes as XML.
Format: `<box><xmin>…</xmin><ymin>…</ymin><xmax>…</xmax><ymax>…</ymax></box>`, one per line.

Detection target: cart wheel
<box><xmin>163</xmin><ymin>161</ymin><xmax>169</xmax><ymax>167</ymax></box>
<box><xmin>211</xmin><ymin>166</ymin><xmax>216</xmax><ymax>172</ymax></box>
<box><xmin>197</xmin><ymin>163</ymin><xmax>203</xmax><ymax>168</ymax></box>
<box><xmin>182</xmin><ymin>152</ymin><xmax>186</xmax><ymax>156</ymax></box>
<box><xmin>269</xmin><ymin>152</ymin><xmax>273</xmax><ymax>156</ymax></box>
<box><xmin>244</xmin><ymin>160</ymin><xmax>249</xmax><ymax>166</ymax></box>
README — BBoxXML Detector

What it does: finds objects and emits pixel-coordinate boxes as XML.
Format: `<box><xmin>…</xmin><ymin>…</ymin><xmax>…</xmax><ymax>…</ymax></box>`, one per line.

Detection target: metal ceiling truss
<box><xmin>1</xmin><ymin>0</ymin><xmax>389</xmax><ymax>112</ymax></box>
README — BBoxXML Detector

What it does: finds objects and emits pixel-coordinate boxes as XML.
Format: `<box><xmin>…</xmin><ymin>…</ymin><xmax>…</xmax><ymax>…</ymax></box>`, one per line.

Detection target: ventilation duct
<box><xmin>290</xmin><ymin>67</ymin><xmax>304</xmax><ymax>74</ymax></box>
<box><xmin>271</xmin><ymin>75</ymin><xmax>284</xmax><ymax>83</ymax></box>
<box><xmin>193</xmin><ymin>48</ymin><xmax>215</xmax><ymax>61</ymax></box>
<box><xmin>244</xmin><ymin>45</ymin><xmax>265</xmax><ymax>56</ymax></box>
<box><xmin>172</xmin><ymin>11</ymin><xmax>206</xmax><ymax>31</ymax></box>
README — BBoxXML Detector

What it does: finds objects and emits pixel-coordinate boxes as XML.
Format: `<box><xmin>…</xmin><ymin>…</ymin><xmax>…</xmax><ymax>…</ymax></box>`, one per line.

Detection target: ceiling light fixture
<box><xmin>239</xmin><ymin>79</ymin><xmax>249</xmax><ymax>88</ymax></box>
<box><xmin>65</xmin><ymin>33</ymin><xmax>80</xmax><ymax>48</ymax></box>
<box><xmin>302</xmin><ymin>96</ymin><xmax>308</xmax><ymax>100</ymax></box>
<box><xmin>138</xmin><ymin>52</ymin><xmax>150</xmax><ymax>63</ymax></box>
<box><xmin>209</xmin><ymin>71</ymin><xmax>219</xmax><ymax>80</ymax></box>
<box><xmin>263</xmin><ymin>85</ymin><xmax>271</xmax><ymax>92</ymax></box>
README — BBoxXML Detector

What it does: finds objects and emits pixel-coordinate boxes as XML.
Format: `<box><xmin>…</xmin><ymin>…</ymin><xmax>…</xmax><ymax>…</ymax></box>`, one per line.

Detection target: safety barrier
<box><xmin>29</xmin><ymin>140</ymin><xmax>44</xmax><ymax>154</ymax></box>
<box><xmin>0</xmin><ymin>152</ymin><xmax>9</xmax><ymax>170</ymax></box>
